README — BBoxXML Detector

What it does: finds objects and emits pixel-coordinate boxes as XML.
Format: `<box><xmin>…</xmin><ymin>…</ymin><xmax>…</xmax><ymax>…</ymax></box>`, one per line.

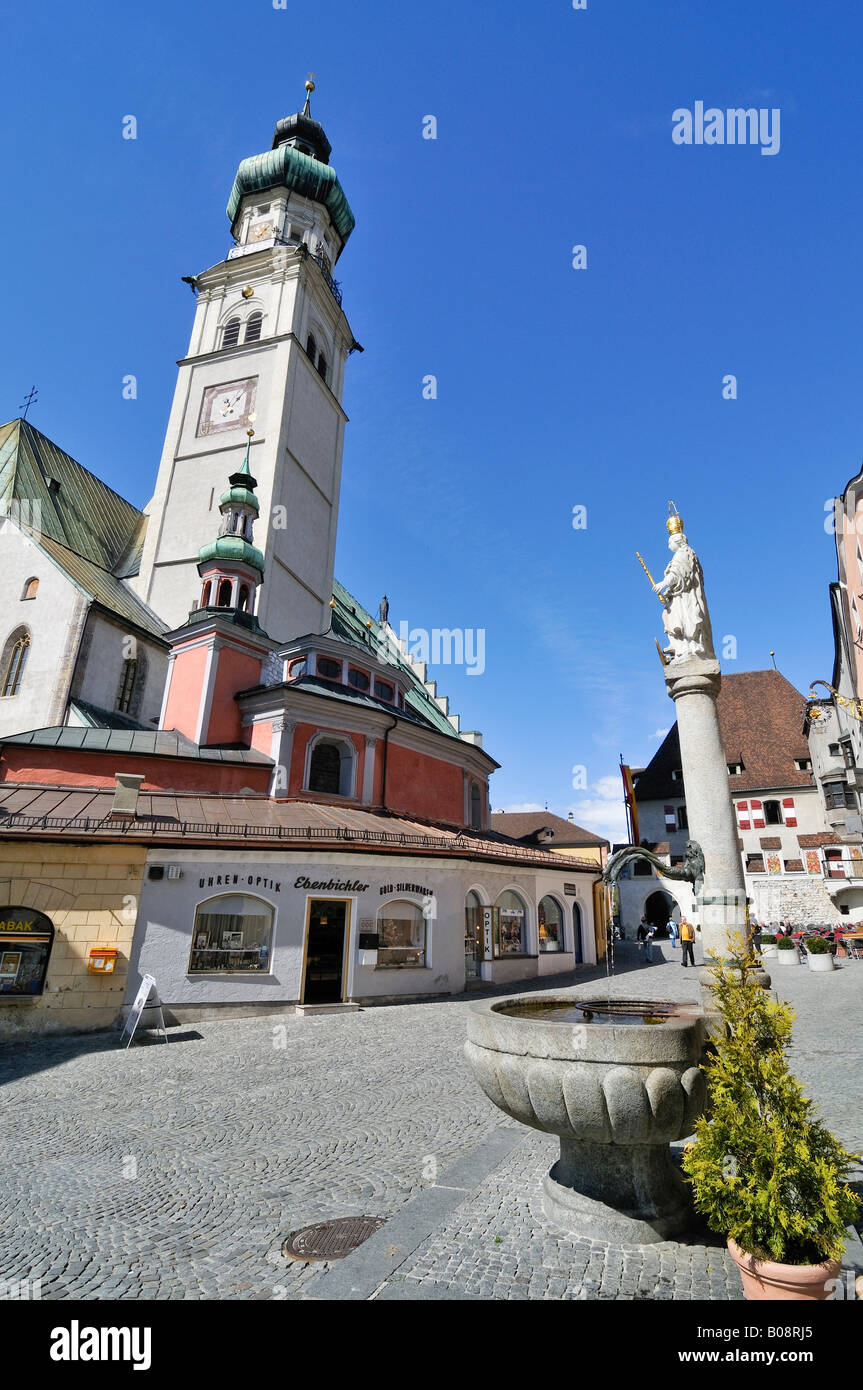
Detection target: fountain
<box><xmin>466</xmin><ymin>996</ymin><xmax>706</xmax><ymax>1242</ymax></box>
<box><xmin>464</xmin><ymin>503</ymin><xmax>755</xmax><ymax>1240</ymax></box>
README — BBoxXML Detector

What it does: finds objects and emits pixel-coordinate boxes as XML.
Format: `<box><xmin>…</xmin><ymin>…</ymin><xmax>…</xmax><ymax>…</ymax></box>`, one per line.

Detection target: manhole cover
<box><xmin>281</xmin><ymin>1215</ymin><xmax>386</xmax><ymax>1262</ymax></box>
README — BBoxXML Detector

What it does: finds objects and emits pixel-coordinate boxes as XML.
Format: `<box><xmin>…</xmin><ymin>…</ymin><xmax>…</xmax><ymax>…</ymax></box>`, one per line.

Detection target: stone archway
<box><xmin>644</xmin><ymin>890</ymin><xmax>679</xmax><ymax>936</ymax></box>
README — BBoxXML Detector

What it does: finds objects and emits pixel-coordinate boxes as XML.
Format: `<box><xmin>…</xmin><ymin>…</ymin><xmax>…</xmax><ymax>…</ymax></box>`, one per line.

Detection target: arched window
<box><xmin>470</xmin><ymin>782</ymin><xmax>482</xmax><ymax>830</ymax></box>
<box><xmin>244</xmin><ymin>312</ymin><xmax>263</xmax><ymax>343</ymax></box>
<box><xmin>21</xmin><ymin>577</ymin><xmax>39</xmax><ymax>601</ymax></box>
<box><xmin>189</xmin><ymin>894</ymin><xmax>274</xmax><ymax>974</ymax></box>
<box><xmin>1</xmin><ymin>629</ymin><xmax>30</xmax><ymax>697</ymax></box>
<box><xmin>308</xmin><ymin>741</ymin><xmax>342</xmax><ymax>794</ymax></box>
<box><xmin>238</xmin><ymin>585</ymin><xmax>250</xmax><ymax>612</ymax></box>
<box><xmin>217</xmin><ymin>578</ymin><xmax>233</xmax><ymax>607</ymax></box>
<box><xmin>316</xmin><ymin>351</ymin><xmax>328</xmax><ymax>382</ymax></box>
<box><xmin>117</xmin><ymin>658</ymin><xmax>138</xmax><ymax>714</ymax></box>
<box><xmin>377</xmin><ymin>900</ymin><xmax>426</xmax><ymax>968</ymax></box>
<box><xmin>307</xmin><ymin>737</ymin><xmax>355</xmax><ymax>797</ymax></box>
<box><xmin>572</xmin><ymin>901</ymin><xmax>583</xmax><ymax>965</ymax></box>
<box><xmin>222</xmin><ymin>318</ymin><xmax>241</xmax><ymax>349</ymax></box>
<box><xmin>200</xmin><ymin>580</ymin><xmax>212</xmax><ymax>607</ymax></box>
<box><xmin>495</xmin><ymin>890</ymin><xmax>527</xmax><ymax>956</ymax></box>
<box><xmin>307</xmin><ymin>333</ymin><xmax>317</xmax><ymax>362</ymax></box>
<box><xmin>465</xmin><ymin>890</ymin><xmax>483</xmax><ymax>979</ymax></box>
<box><xmin>538</xmin><ymin>896</ymin><xmax>564</xmax><ymax>954</ymax></box>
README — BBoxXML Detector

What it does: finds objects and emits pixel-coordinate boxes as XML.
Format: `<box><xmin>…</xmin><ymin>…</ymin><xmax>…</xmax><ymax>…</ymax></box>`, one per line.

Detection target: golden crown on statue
<box><xmin>666</xmin><ymin>501</ymin><xmax>684</xmax><ymax>535</ymax></box>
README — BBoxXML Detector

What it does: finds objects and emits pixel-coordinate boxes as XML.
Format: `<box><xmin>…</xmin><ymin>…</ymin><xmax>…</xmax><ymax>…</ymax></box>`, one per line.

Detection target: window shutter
<box><xmin>751</xmin><ymin>799</ymin><xmax>765</xmax><ymax>829</ymax></box>
<box><xmin>736</xmin><ymin>800</ymin><xmax>750</xmax><ymax>830</ymax></box>
<box><xmin>782</xmin><ymin>796</ymin><xmax>797</xmax><ymax>828</ymax></box>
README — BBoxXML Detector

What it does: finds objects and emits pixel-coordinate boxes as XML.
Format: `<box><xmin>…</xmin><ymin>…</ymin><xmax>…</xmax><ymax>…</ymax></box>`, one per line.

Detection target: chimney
<box><xmin>111</xmin><ymin>772</ymin><xmax>145</xmax><ymax>820</ymax></box>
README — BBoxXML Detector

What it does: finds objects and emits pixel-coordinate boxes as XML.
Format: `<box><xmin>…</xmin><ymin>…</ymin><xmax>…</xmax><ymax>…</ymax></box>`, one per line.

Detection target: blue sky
<box><xmin>3</xmin><ymin>0</ymin><xmax>862</xmax><ymax>840</ymax></box>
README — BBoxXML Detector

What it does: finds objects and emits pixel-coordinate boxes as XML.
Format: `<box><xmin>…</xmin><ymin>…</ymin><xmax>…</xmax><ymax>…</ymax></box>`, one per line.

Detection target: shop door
<box><xmin>464</xmin><ymin>905</ymin><xmax>482</xmax><ymax>979</ymax></box>
<box><xmin>303</xmin><ymin>900</ymin><xmax>348</xmax><ymax>1004</ymax></box>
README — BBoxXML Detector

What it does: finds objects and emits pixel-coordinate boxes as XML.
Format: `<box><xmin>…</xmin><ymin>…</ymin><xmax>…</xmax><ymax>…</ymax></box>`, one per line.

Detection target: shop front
<box><xmin>128</xmin><ymin>849</ymin><xmax>602</xmax><ymax>1022</ymax></box>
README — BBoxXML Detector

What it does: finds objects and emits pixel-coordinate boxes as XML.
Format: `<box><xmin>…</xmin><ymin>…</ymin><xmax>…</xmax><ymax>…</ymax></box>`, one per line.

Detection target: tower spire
<box><xmin>303</xmin><ymin>74</ymin><xmax>315</xmax><ymax>118</ymax></box>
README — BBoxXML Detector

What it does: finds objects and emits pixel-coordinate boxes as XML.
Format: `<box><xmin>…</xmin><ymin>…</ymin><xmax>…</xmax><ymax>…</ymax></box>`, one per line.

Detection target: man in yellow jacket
<box><xmin>679</xmin><ymin>918</ymin><xmax>696</xmax><ymax>968</ymax></box>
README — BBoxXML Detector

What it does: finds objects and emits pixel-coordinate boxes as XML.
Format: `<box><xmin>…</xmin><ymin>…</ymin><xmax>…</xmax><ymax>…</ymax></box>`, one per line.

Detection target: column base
<box><xmin>541</xmin><ymin>1139</ymin><xmax>695</xmax><ymax>1244</ymax></box>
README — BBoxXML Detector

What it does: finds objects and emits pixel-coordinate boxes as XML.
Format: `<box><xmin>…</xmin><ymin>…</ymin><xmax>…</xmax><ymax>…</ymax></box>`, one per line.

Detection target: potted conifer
<box><xmin>775</xmin><ymin>935</ymin><xmax>800</xmax><ymax>965</ymax></box>
<box><xmin>804</xmin><ymin>937</ymin><xmax>835</xmax><ymax>973</ymax></box>
<box><xmin>683</xmin><ymin>936</ymin><xmax>860</xmax><ymax>1300</ymax></box>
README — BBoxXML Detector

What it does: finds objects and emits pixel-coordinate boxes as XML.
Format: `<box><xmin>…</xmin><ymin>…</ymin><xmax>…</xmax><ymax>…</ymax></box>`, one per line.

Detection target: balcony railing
<box><xmin>311</xmin><ymin>253</ymin><xmax>343</xmax><ymax>306</ymax></box>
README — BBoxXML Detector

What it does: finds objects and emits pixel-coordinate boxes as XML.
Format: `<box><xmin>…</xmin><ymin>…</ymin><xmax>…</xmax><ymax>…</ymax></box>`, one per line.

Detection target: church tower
<box><xmin>134</xmin><ymin>80</ymin><xmax>360</xmax><ymax>642</ymax></box>
<box><xmin>159</xmin><ymin>427</ymin><xmax>279</xmax><ymax>747</ymax></box>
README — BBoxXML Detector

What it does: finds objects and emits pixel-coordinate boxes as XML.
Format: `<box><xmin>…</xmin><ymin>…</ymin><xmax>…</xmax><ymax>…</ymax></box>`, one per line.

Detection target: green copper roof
<box><xmin>330</xmin><ymin>580</ymin><xmax>461</xmax><ymax>741</ymax></box>
<box><xmin>199</xmin><ymin>535</ymin><xmax>264</xmax><ymax>573</ymax></box>
<box><xmin>219</xmin><ymin>485</ymin><xmax>259</xmax><ymax>512</ymax></box>
<box><xmin>227</xmin><ymin>146</ymin><xmax>355</xmax><ymax>246</ymax></box>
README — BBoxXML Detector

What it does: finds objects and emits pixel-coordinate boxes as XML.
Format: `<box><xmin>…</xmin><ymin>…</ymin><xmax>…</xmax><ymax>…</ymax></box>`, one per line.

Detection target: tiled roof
<box><xmin>798</xmin><ymin>832</ymin><xmax>835</xmax><ymax>848</ymax></box>
<box><xmin>634</xmin><ymin>671</ymin><xmax>814</xmax><ymax>800</ymax></box>
<box><xmin>70</xmin><ymin>700</ymin><xmax>152</xmax><ymax>731</ymax></box>
<box><xmin>0</xmin><ymin>420</ymin><xmax>144</xmax><ymax>571</ymax></box>
<box><xmin>490</xmin><ymin>810</ymin><xmax>608</xmax><ymax>847</ymax></box>
<box><xmin>36</xmin><ymin>535</ymin><xmax>168</xmax><ymax>641</ymax></box>
<box><xmin>1</xmin><ymin>726</ymin><xmax>272</xmax><ymax>764</ymax></box>
<box><xmin>0</xmin><ymin>420</ymin><xmax>165</xmax><ymax>639</ymax></box>
<box><xmin>0</xmin><ymin>785</ymin><xmax>601</xmax><ymax>870</ymax></box>
<box><xmin>759</xmin><ymin>836</ymin><xmax>782</xmax><ymax>851</ymax></box>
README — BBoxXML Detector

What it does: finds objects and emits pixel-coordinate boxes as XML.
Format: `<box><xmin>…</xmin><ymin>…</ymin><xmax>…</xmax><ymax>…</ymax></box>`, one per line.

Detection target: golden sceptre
<box><xmin>636</xmin><ymin>551</ymin><xmax>667</xmax><ymax>605</ymax></box>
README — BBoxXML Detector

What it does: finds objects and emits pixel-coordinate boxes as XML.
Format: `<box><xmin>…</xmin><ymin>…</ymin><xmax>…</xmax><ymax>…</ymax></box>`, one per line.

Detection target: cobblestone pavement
<box><xmin>1</xmin><ymin>943</ymin><xmax>860</xmax><ymax>1301</ymax></box>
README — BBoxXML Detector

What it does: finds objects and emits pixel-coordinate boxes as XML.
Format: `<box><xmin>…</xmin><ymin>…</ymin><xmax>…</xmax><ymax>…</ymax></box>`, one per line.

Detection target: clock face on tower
<box><xmin>197</xmin><ymin>378</ymin><xmax>258</xmax><ymax>436</ymax></box>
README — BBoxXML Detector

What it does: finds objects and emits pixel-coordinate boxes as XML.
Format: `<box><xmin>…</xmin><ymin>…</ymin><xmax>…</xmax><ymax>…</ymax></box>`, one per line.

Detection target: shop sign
<box><xmin>379</xmin><ymin>882</ymin><xmax>434</xmax><ymax>897</ymax></box>
<box><xmin>563</xmin><ymin>883</ymin><xmax>578</xmax><ymax>896</ymax></box>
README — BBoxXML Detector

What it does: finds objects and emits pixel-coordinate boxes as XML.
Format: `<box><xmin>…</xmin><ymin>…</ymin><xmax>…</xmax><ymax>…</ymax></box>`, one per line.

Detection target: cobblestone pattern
<box><xmin>0</xmin><ymin>943</ymin><xmax>859</xmax><ymax>1300</ymax></box>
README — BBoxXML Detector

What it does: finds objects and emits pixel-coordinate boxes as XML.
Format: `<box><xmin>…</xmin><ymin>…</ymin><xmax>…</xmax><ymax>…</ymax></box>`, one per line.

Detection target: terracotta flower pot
<box><xmin>728</xmin><ymin>1238</ymin><xmax>840</xmax><ymax>1301</ymax></box>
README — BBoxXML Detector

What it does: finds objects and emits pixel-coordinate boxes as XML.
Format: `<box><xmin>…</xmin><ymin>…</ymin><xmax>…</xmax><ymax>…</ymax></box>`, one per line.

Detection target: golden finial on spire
<box><xmin>302</xmin><ymin>74</ymin><xmax>316</xmax><ymax>117</ymax></box>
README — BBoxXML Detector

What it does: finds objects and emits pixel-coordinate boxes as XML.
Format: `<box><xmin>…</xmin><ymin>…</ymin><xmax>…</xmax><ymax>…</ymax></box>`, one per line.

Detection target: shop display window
<box><xmin>538</xmin><ymin>895</ymin><xmax>564</xmax><ymax>953</ymax></box>
<box><xmin>377</xmin><ymin>900</ymin><xmax>426</xmax><ymax>967</ymax></box>
<box><xmin>0</xmin><ymin>909</ymin><xmax>54</xmax><ymax>995</ymax></box>
<box><xmin>495</xmin><ymin>891</ymin><xmax>526</xmax><ymax>955</ymax></box>
<box><xmin>189</xmin><ymin>895</ymin><xmax>274</xmax><ymax>974</ymax></box>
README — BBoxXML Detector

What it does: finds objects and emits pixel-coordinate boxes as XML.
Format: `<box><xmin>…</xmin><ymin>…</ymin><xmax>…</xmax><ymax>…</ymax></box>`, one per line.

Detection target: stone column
<box><xmin>269</xmin><ymin>716</ymin><xmax>296</xmax><ymax>800</ymax></box>
<box><xmin>664</xmin><ymin>657</ymin><xmax>747</xmax><ymax>960</ymax></box>
<box><xmin>362</xmin><ymin>736</ymin><xmax>378</xmax><ymax>805</ymax></box>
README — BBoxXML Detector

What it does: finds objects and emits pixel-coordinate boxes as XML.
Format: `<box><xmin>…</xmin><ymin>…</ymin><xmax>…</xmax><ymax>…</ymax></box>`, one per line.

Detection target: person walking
<box><xmin>667</xmin><ymin>915</ymin><xmax>679</xmax><ymax>949</ymax></box>
<box><xmin>637</xmin><ymin>919</ymin><xmax>655</xmax><ymax>962</ymax></box>
<box><xmin>679</xmin><ymin>917</ymin><xmax>696</xmax><ymax>968</ymax></box>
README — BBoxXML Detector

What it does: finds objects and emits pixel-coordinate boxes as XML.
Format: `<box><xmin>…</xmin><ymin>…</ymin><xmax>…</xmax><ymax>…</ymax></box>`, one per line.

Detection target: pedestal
<box><xmin>664</xmin><ymin>657</ymin><xmax>748</xmax><ymax>961</ymax></box>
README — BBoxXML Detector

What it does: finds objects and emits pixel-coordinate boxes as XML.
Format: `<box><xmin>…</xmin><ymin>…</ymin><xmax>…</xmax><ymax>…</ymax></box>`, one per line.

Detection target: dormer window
<box><xmin>795</xmin><ymin>758</ymin><xmax>812</xmax><ymax>772</ymax></box>
<box><xmin>670</xmin><ymin>768</ymin><xmax>683</xmax><ymax>781</ymax></box>
<box><xmin>727</xmin><ymin>762</ymin><xmax>744</xmax><ymax>776</ymax></box>
<box><xmin>223</xmin><ymin>319</ymin><xmax>241</xmax><ymax>349</ymax></box>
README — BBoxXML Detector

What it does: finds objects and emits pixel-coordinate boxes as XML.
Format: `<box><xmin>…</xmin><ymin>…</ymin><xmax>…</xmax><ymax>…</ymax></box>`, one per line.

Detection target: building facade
<box><xmin>0</xmin><ymin>89</ymin><xmax>607</xmax><ymax>1032</ymax></box>
<box><xmin>618</xmin><ymin>670</ymin><xmax>848</xmax><ymax>932</ymax></box>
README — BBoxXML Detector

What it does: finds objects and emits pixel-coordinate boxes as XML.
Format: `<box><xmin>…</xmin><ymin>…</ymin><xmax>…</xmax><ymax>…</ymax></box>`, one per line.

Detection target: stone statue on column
<box><xmin>638</xmin><ymin>504</ymin><xmax>750</xmax><ymax>966</ymax></box>
<box><xmin>652</xmin><ymin>508</ymin><xmax>715</xmax><ymax>663</ymax></box>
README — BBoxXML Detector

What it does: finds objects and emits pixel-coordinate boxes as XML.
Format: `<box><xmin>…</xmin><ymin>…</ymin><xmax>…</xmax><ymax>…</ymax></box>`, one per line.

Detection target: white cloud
<box><xmin>495</xmin><ymin>802</ymin><xmax>545</xmax><ymax>814</ymax></box>
<box><xmin>651</xmin><ymin>727</ymin><xmax>670</xmax><ymax>739</ymax></box>
<box><xmin>569</xmin><ymin>774</ymin><xmax>628</xmax><ymax>844</ymax></box>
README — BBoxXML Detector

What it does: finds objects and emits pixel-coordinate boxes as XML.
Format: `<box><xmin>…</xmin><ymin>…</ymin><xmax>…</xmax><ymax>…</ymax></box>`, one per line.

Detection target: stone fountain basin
<box><xmin>465</xmin><ymin>997</ymin><xmax>707</xmax><ymax>1146</ymax></box>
